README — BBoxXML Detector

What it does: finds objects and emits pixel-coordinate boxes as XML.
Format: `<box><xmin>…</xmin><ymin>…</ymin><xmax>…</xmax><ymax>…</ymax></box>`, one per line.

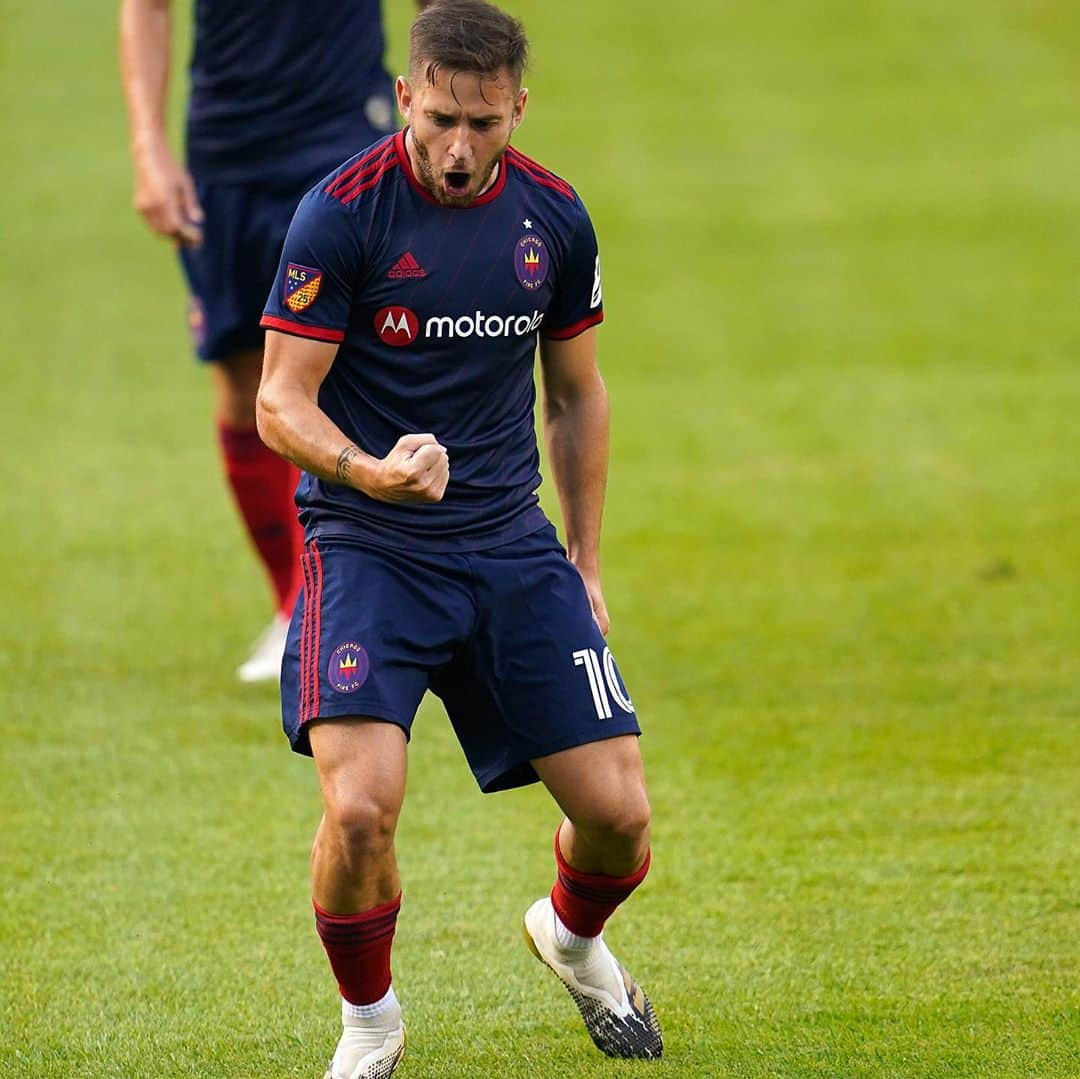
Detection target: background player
<box><xmin>255</xmin><ymin>2</ymin><xmax>662</xmax><ymax>1075</ymax></box>
<box><xmin>120</xmin><ymin>0</ymin><xmax>428</xmax><ymax>681</ymax></box>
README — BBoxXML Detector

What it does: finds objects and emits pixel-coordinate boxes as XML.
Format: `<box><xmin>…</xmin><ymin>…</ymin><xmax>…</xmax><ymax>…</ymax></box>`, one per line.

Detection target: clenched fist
<box><xmin>367</xmin><ymin>433</ymin><xmax>449</xmax><ymax>504</ymax></box>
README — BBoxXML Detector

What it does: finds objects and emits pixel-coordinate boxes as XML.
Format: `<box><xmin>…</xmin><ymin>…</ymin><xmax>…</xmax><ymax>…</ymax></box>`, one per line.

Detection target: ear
<box><xmin>395</xmin><ymin>76</ymin><xmax>413</xmax><ymax>122</ymax></box>
<box><xmin>511</xmin><ymin>87</ymin><xmax>528</xmax><ymax>131</ymax></box>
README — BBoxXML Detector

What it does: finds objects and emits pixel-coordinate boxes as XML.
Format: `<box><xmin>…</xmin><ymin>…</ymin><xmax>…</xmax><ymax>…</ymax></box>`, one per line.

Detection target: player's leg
<box><xmin>532</xmin><ymin>733</ymin><xmax>651</xmax><ymax>882</ymax></box>
<box><xmin>531</xmin><ymin>733</ymin><xmax>650</xmax><ymax>877</ymax></box>
<box><xmin>280</xmin><ymin>538</ymin><xmax>473</xmax><ymax>1079</ymax></box>
<box><xmin>523</xmin><ymin>735</ymin><xmax>662</xmax><ymax>1059</ymax></box>
<box><xmin>310</xmin><ymin>717</ymin><xmax>407</xmax><ymax>913</ymax></box>
<box><xmin>309</xmin><ymin>717</ymin><xmax>409</xmax><ymax>1079</ymax></box>
<box><xmin>438</xmin><ymin>527</ymin><xmax>661</xmax><ymax>1057</ymax></box>
<box><xmin>212</xmin><ymin>348</ymin><xmax>305</xmax><ymax>681</ymax></box>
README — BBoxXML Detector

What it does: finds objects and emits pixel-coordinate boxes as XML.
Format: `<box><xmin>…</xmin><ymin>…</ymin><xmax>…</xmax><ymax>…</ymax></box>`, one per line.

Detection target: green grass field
<box><xmin>3</xmin><ymin>2</ymin><xmax>1079</xmax><ymax>1076</ymax></box>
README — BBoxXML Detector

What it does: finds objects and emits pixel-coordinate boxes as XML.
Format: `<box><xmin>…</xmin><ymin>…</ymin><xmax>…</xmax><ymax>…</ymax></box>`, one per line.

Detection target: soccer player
<box><xmin>256</xmin><ymin>2</ymin><xmax>662</xmax><ymax>1074</ymax></box>
<box><xmin>119</xmin><ymin>0</ymin><xmax>428</xmax><ymax>681</ymax></box>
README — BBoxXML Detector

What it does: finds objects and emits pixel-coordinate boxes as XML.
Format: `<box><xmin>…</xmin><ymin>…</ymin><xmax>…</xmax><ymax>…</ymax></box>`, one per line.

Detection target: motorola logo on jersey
<box><xmin>425</xmin><ymin>309</ymin><xmax>545</xmax><ymax>339</ymax></box>
<box><xmin>374</xmin><ymin>307</ymin><xmax>545</xmax><ymax>345</ymax></box>
<box><xmin>374</xmin><ymin>306</ymin><xmax>420</xmax><ymax>347</ymax></box>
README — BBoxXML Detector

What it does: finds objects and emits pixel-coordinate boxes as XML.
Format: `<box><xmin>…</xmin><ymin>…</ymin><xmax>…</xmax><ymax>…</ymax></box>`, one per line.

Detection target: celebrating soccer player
<box><xmin>256</xmin><ymin>2</ymin><xmax>662</xmax><ymax>1074</ymax></box>
<box><xmin>120</xmin><ymin>0</ymin><xmax>428</xmax><ymax>681</ymax></box>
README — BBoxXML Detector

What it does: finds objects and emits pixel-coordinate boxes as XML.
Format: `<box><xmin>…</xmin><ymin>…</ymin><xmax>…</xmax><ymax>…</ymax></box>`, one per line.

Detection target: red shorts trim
<box><xmin>299</xmin><ymin>542</ymin><xmax>324</xmax><ymax>724</ymax></box>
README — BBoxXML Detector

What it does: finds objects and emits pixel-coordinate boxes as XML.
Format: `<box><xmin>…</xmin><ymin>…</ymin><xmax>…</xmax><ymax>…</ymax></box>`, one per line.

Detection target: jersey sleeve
<box><xmin>260</xmin><ymin>189</ymin><xmax>363</xmax><ymax>344</ymax></box>
<box><xmin>542</xmin><ymin>199</ymin><xmax>604</xmax><ymax>340</ymax></box>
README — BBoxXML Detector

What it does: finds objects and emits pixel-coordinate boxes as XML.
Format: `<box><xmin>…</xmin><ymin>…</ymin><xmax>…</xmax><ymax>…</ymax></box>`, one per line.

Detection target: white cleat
<box><xmin>324</xmin><ymin>997</ymin><xmax>406</xmax><ymax>1079</ymax></box>
<box><xmin>235</xmin><ymin>613</ymin><xmax>290</xmax><ymax>683</ymax></box>
<box><xmin>523</xmin><ymin>896</ymin><xmax>663</xmax><ymax>1059</ymax></box>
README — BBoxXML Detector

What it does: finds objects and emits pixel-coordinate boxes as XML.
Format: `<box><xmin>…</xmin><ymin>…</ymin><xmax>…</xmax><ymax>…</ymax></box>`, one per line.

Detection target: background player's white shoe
<box><xmin>235</xmin><ymin>612</ymin><xmax>289</xmax><ymax>683</ymax></box>
<box><xmin>523</xmin><ymin>896</ymin><xmax>663</xmax><ymax>1059</ymax></box>
<box><xmin>324</xmin><ymin>996</ymin><xmax>406</xmax><ymax>1079</ymax></box>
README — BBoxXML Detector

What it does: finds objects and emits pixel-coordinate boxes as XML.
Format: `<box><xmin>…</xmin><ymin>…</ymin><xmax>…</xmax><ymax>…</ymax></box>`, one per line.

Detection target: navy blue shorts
<box><xmin>281</xmin><ymin>524</ymin><xmax>641</xmax><ymax>793</ymax></box>
<box><xmin>178</xmin><ymin>178</ymin><xmax>308</xmax><ymax>361</ymax></box>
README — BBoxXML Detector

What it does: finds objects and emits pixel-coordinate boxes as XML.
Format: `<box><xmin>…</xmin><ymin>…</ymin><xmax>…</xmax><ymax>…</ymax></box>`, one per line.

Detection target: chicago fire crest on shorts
<box><xmin>328</xmin><ymin>641</ymin><xmax>370</xmax><ymax>693</ymax></box>
<box><xmin>284</xmin><ymin>263</ymin><xmax>323</xmax><ymax>312</ymax></box>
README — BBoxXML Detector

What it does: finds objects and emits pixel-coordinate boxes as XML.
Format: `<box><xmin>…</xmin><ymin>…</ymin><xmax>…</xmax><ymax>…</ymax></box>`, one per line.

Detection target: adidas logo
<box><xmin>387</xmin><ymin>252</ymin><xmax>427</xmax><ymax>279</ymax></box>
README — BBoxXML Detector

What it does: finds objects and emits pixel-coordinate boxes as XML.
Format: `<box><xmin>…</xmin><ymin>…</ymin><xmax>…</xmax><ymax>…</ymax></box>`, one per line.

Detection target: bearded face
<box><xmin>397</xmin><ymin>66</ymin><xmax>527</xmax><ymax>207</ymax></box>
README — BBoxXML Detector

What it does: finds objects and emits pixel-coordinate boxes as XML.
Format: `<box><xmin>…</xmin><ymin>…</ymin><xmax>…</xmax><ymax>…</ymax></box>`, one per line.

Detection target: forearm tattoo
<box><xmin>335</xmin><ymin>444</ymin><xmax>362</xmax><ymax>484</ymax></box>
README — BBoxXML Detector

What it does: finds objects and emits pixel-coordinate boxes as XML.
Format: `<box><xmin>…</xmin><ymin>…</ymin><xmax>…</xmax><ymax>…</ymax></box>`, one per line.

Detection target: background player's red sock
<box><xmin>217</xmin><ymin>422</ymin><xmax>304</xmax><ymax>615</ymax></box>
<box><xmin>551</xmin><ymin>826</ymin><xmax>651</xmax><ymax>939</ymax></box>
<box><xmin>314</xmin><ymin>895</ymin><xmax>401</xmax><ymax>1005</ymax></box>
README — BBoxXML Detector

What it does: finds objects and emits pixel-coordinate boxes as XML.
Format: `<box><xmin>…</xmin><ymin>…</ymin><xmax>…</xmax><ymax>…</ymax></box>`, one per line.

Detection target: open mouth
<box><xmin>443</xmin><ymin>170</ymin><xmax>471</xmax><ymax>198</ymax></box>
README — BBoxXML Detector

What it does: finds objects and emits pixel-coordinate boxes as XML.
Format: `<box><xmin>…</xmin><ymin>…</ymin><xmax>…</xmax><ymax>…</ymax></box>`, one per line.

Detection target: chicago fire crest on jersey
<box><xmin>284</xmin><ymin>263</ymin><xmax>324</xmax><ymax>312</ymax></box>
<box><xmin>515</xmin><ymin>234</ymin><xmax>549</xmax><ymax>290</ymax></box>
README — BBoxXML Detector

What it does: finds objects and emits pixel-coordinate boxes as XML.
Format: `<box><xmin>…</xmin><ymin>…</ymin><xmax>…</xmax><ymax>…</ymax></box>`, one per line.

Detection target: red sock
<box><xmin>550</xmin><ymin>827</ymin><xmax>651</xmax><ymax>938</ymax></box>
<box><xmin>314</xmin><ymin>895</ymin><xmax>401</xmax><ymax>1006</ymax></box>
<box><xmin>217</xmin><ymin>422</ymin><xmax>305</xmax><ymax>615</ymax></box>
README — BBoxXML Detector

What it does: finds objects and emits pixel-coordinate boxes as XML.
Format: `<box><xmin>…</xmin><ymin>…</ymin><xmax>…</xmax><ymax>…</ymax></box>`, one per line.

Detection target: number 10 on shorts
<box><xmin>572</xmin><ymin>647</ymin><xmax>634</xmax><ymax>720</ymax></box>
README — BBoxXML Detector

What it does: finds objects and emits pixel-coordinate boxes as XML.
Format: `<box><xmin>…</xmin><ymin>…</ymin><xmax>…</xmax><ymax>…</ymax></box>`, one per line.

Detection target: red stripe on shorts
<box><xmin>298</xmin><ymin>548</ymin><xmax>313</xmax><ymax>724</ymax></box>
<box><xmin>306</xmin><ymin>541</ymin><xmax>324</xmax><ymax>722</ymax></box>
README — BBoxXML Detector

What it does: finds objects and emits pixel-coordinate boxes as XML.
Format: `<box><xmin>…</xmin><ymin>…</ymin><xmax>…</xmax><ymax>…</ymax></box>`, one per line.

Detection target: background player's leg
<box><xmin>309</xmin><ymin>717</ymin><xmax>409</xmax><ymax>1079</ymax></box>
<box><xmin>525</xmin><ymin>735</ymin><xmax>662</xmax><ymax>1058</ymax></box>
<box><xmin>212</xmin><ymin>347</ymin><xmax>306</xmax><ymax>680</ymax></box>
<box><xmin>211</xmin><ymin>347</ymin><xmax>263</xmax><ymax>429</ymax></box>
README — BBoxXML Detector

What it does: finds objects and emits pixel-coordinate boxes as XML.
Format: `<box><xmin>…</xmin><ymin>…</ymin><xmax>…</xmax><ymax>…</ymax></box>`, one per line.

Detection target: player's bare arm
<box><xmin>539</xmin><ymin>326</ymin><xmax>611</xmax><ymax>633</ymax></box>
<box><xmin>257</xmin><ymin>330</ymin><xmax>449</xmax><ymax>504</ymax></box>
<box><xmin>119</xmin><ymin>0</ymin><xmax>204</xmax><ymax>245</ymax></box>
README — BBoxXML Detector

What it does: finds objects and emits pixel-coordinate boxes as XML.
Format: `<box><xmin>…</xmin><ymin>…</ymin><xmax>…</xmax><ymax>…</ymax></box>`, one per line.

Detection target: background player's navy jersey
<box><xmin>186</xmin><ymin>0</ymin><xmax>393</xmax><ymax>184</ymax></box>
<box><xmin>261</xmin><ymin>130</ymin><xmax>605</xmax><ymax>553</ymax></box>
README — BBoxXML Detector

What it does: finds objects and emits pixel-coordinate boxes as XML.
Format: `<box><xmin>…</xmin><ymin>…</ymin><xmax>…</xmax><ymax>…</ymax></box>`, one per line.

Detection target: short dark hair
<box><xmin>410</xmin><ymin>0</ymin><xmax>529</xmax><ymax>89</ymax></box>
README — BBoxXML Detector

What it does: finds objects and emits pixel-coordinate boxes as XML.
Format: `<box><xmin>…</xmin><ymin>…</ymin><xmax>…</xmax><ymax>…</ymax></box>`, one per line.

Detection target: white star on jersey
<box><xmin>523</xmin><ymin>218</ymin><xmax>533</xmax><ymax>229</ymax></box>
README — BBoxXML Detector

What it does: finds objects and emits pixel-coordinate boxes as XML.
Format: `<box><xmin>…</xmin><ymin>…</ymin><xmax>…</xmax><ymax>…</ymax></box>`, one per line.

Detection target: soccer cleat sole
<box><xmin>323</xmin><ymin>1024</ymin><xmax>406</xmax><ymax>1079</ymax></box>
<box><xmin>523</xmin><ymin>923</ymin><xmax>663</xmax><ymax>1059</ymax></box>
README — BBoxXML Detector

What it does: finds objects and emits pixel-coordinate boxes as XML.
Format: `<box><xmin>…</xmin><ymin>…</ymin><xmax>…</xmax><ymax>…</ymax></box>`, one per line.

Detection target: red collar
<box><xmin>395</xmin><ymin>128</ymin><xmax>508</xmax><ymax>208</ymax></box>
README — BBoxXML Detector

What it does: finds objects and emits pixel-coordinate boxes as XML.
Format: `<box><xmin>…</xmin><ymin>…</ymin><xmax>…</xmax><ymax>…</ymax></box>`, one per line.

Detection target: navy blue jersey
<box><xmin>261</xmin><ymin>130</ymin><xmax>605</xmax><ymax>552</ymax></box>
<box><xmin>186</xmin><ymin>0</ymin><xmax>394</xmax><ymax>184</ymax></box>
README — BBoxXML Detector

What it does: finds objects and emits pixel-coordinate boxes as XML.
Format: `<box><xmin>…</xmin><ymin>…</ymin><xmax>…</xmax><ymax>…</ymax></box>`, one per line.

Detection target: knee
<box><xmin>576</xmin><ymin>789</ymin><xmax>652</xmax><ymax>859</ymax></box>
<box><xmin>610</xmin><ymin>793</ymin><xmax>652</xmax><ymax>851</ymax></box>
<box><xmin>322</xmin><ymin>791</ymin><xmax>399</xmax><ymax>861</ymax></box>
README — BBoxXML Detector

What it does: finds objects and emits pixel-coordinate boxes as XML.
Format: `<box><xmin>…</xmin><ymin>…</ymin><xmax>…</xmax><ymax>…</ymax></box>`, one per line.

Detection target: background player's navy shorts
<box><xmin>178</xmin><ymin>178</ymin><xmax>308</xmax><ymax>362</ymax></box>
<box><xmin>280</xmin><ymin>523</ymin><xmax>641</xmax><ymax>793</ymax></box>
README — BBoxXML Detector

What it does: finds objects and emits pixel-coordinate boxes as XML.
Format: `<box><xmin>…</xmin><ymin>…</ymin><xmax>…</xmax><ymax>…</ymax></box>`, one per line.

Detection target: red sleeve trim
<box><xmin>261</xmin><ymin>315</ymin><xmax>345</xmax><ymax>343</ymax></box>
<box><xmin>541</xmin><ymin>310</ymin><xmax>604</xmax><ymax>340</ymax></box>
